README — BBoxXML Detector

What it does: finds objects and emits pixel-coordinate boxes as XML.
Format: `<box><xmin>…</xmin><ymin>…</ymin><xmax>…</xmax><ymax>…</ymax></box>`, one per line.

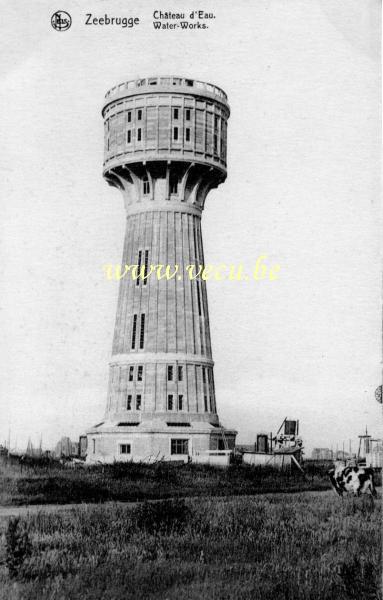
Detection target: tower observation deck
<box><xmin>87</xmin><ymin>76</ymin><xmax>237</xmax><ymax>463</ymax></box>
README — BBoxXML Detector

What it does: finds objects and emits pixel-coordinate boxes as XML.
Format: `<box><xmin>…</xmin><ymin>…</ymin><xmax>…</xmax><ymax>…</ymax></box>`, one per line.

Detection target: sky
<box><xmin>0</xmin><ymin>0</ymin><xmax>381</xmax><ymax>455</ymax></box>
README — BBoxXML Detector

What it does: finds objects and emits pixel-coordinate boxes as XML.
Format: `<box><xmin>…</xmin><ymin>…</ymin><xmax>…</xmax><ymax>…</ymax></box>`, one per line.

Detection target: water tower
<box><xmin>86</xmin><ymin>76</ymin><xmax>237</xmax><ymax>462</ymax></box>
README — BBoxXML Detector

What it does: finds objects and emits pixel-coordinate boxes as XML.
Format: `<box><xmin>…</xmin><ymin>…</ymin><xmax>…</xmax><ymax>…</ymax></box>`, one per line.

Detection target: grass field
<box><xmin>0</xmin><ymin>459</ymin><xmax>335</xmax><ymax>506</ymax></box>
<box><xmin>0</xmin><ymin>490</ymin><xmax>380</xmax><ymax>600</ymax></box>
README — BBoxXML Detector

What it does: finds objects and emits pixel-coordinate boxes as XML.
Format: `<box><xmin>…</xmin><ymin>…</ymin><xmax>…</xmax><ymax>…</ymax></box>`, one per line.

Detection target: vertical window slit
<box><xmin>144</xmin><ymin>250</ymin><xmax>149</xmax><ymax>285</ymax></box>
<box><xmin>131</xmin><ymin>314</ymin><xmax>137</xmax><ymax>349</ymax></box>
<box><xmin>139</xmin><ymin>314</ymin><xmax>145</xmax><ymax>349</ymax></box>
<box><xmin>196</xmin><ymin>280</ymin><xmax>202</xmax><ymax>316</ymax></box>
<box><xmin>136</xmin><ymin>250</ymin><xmax>142</xmax><ymax>286</ymax></box>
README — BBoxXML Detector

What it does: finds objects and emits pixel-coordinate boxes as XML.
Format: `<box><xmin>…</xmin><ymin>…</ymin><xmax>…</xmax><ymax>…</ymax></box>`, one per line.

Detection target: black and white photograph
<box><xmin>0</xmin><ymin>1</ymin><xmax>381</xmax><ymax>598</ymax></box>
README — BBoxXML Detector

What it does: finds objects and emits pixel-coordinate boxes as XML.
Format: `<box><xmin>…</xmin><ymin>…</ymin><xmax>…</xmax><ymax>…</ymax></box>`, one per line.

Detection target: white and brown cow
<box><xmin>328</xmin><ymin>461</ymin><xmax>377</xmax><ymax>498</ymax></box>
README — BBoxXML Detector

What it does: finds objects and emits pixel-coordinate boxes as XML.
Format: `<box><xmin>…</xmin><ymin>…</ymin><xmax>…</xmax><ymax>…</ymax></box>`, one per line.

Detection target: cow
<box><xmin>328</xmin><ymin>461</ymin><xmax>377</xmax><ymax>499</ymax></box>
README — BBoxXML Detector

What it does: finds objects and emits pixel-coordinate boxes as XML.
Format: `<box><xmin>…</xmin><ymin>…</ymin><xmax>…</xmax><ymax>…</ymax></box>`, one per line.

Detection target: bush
<box><xmin>132</xmin><ymin>499</ymin><xmax>191</xmax><ymax>534</ymax></box>
<box><xmin>16</xmin><ymin>477</ymin><xmax>111</xmax><ymax>504</ymax></box>
<box><xmin>337</xmin><ymin>556</ymin><xmax>378</xmax><ymax>599</ymax></box>
<box><xmin>5</xmin><ymin>517</ymin><xmax>32</xmax><ymax>578</ymax></box>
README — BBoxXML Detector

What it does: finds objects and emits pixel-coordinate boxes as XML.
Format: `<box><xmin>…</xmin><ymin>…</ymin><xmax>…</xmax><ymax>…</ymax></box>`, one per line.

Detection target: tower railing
<box><xmin>104</xmin><ymin>77</ymin><xmax>228</xmax><ymax>102</ymax></box>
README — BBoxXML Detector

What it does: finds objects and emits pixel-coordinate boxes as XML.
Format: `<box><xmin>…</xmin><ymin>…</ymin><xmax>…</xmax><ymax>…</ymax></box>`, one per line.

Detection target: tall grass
<box><xmin>0</xmin><ymin>491</ymin><xmax>380</xmax><ymax>599</ymax></box>
<box><xmin>0</xmin><ymin>459</ymin><xmax>338</xmax><ymax>506</ymax></box>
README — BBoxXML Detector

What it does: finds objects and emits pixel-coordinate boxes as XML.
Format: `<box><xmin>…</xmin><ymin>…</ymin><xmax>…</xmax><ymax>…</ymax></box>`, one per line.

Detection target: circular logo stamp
<box><xmin>51</xmin><ymin>11</ymin><xmax>72</xmax><ymax>31</ymax></box>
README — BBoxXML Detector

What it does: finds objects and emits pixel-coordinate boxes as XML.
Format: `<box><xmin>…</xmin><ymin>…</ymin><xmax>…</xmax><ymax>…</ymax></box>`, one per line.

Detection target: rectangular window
<box><xmin>137</xmin><ymin>128</ymin><xmax>142</xmax><ymax>141</ymax></box>
<box><xmin>139</xmin><ymin>314</ymin><xmax>145</xmax><ymax>349</ymax></box>
<box><xmin>212</xmin><ymin>369</ymin><xmax>216</xmax><ymax>412</ymax></box>
<box><xmin>129</xmin><ymin>366</ymin><xmax>134</xmax><ymax>382</ymax></box>
<box><xmin>143</xmin><ymin>178</ymin><xmax>150</xmax><ymax>194</ymax></box>
<box><xmin>214</xmin><ymin>133</ymin><xmax>218</xmax><ymax>153</ymax></box>
<box><xmin>92</xmin><ymin>439</ymin><xmax>96</xmax><ymax>454</ymax></box>
<box><xmin>173</xmin><ymin>108</ymin><xmax>179</xmax><ymax>119</ymax></box>
<box><xmin>137</xmin><ymin>109</ymin><xmax>142</xmax><ymax>120</ymax></box>
<box><xmin>136</xmin><ymin>394</ymin><xmax>141</xmax><ymax>410</ymax></box>
<box><xmin>127</xmin><ymin>394</ymin><xmax>132</xmax><ymax>410</ymax></box>
<box><xmin>144</xmin><ymin>250</ymin><xmax>149</xmax><ymax>286</ymax></box>
<box><xmin>208</xmin><ymin>368</ymin><xmax>215</xmax><ymax>412</ymax></box>
<box><xmin>120</xmin><ymin>444</ymin><xmax>131</xmax><ymax>454</ymax></box>
<box><xmin>127</xmin><ymin>111</ymin><xmax>132</xmax><ymax>123</ymax></box>
<box><xmin>185</xmin><ymin>128</ymin><xmax>191</xmax><ymax>142</ymax></box>
<box><xmin>204</xmin><ymin>395</ymin><xmax>208</xmax><ymax>412</ymax></box>
<box><xmin>196</xmin><ymin>280</ymin><xmax>202</xmax><ymax>316</ymax></box>
<box><xmin>214</xmin><ymin>115</ymin><xmax>219</xmax><ymax>129</ymax></box>
<box><xmin>170</xmin><ymin>179</ymin><xmax>178</xmax><ymax>194</ymax></box>
<box><xmin>167</xmin><ymin>365</ymin><xmax>173</xmax><ymax>381</ymax></box>
<box><xmin>202</xmin><ymin>367</ymin><xmax>206</xmax><ymax>384</ymax></box>
<box><xmin>137</xmin><ymin>365</ymin><xmax>143</xmax><ymax>381</ymax></box>
<box><xmin>168</xmin><ymin>394</ymin><xmax>173</xmax><ymax>410</ymax></box>
<box><xmin>136</xmin><ymin>250</ymin><xmax>142</xmax><ymax>286</ymax></box>
<box><xmin>173</xmin><ymin>127</ymin><xmax>178</xmax><ymax>141</ymax></box>
<box><xmin>178</xmin><ymin>395</ymin><xmax>183</xmax><ymax>411</ymax></box>
<box><xmin>171</xmin><ymin>439</ymin><xmax>189</xmax><ymax>455</ymax></box>
<box><xmin>185</xmin><ymin>109</ymin><xmax>191</xmax><ymax>121</ymax></box>
<box><xmin>131</xmin><ymin>314</ymin><xmax>137</xmax><ymax>349</ymax></box>
<box><xmin>178</xmin><ymin>366</ymin><xmax>183</xmax><ymax>381</ymax></box>
<box><xmin>127</xmin><ymin>130</ymin><xmax>131</xmax><ymax>144</ymax></box>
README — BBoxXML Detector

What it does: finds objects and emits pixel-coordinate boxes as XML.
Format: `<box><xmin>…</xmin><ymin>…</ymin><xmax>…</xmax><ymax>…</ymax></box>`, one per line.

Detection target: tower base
<box><xmin>86</xmin><ymin>421</ymin><xmax>237</xmax><ymax>464</ymax></box>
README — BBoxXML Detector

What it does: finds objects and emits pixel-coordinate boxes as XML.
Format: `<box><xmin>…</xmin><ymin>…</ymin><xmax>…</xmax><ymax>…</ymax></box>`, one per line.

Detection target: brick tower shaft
<box><xmin>87</xmin><ymin>76</ymin><xmax>237</xmax><ymax>463</ymax></box>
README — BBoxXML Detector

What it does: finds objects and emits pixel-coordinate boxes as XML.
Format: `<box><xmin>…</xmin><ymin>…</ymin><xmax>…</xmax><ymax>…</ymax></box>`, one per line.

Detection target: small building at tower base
<box><xmin>86</xmin><ymin>420</ymin><xmax>236</xmax><ymax>464</ymax></box>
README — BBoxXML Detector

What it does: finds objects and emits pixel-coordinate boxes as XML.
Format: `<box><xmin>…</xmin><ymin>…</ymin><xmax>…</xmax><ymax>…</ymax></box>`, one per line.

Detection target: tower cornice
<box><xmin>110</xmin><ymin>353</ymin><xmax>215</xmax><ymax>366</ymax></box>
<box><xmin>122</xmin><ymin>204</ymin><xmax>203</xmax><ymax>218</ymax></box>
